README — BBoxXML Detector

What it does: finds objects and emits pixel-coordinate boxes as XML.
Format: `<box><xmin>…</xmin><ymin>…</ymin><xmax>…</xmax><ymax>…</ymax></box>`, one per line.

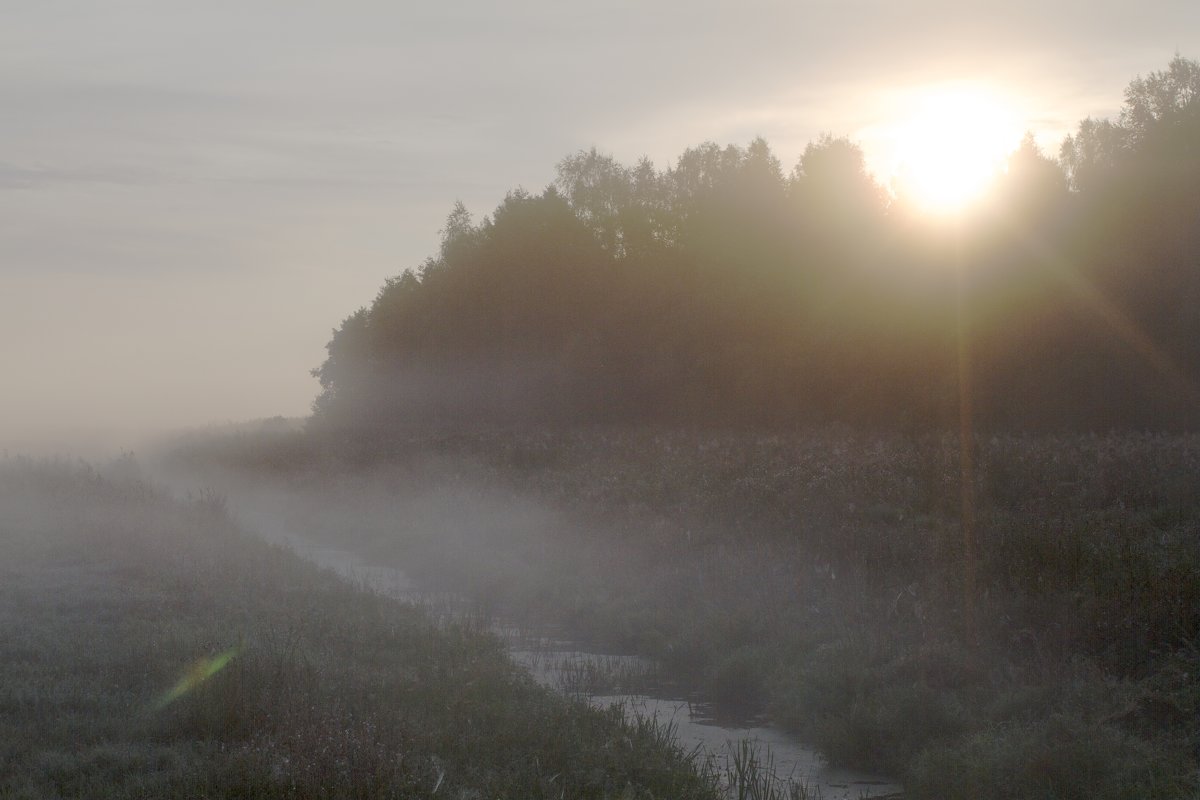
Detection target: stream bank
<box><xmin>237</xmin><ymin>502</ymin><xmax>902</xmax><ymax>799</ymax></box>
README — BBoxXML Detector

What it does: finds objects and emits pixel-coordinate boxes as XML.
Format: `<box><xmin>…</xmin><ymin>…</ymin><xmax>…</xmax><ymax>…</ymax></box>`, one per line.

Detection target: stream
<box><xmin>238</xmin><ymin>505</ymin><xmax>903</xmax><ymax>799</ymax></box>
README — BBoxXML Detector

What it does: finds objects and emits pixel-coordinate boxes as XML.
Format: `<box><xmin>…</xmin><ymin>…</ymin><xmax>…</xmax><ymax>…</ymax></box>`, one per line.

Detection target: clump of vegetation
<box><xmin>0</xmin><ymin>457</ymin><xmax>720</xmax><ymax>799</ymax></box>
<box><xmin>166</xmin><ymin>426</ymin><xmax>1200</xmax><ymax>799</ymax></box>
<box><xmin>906</xmin><ymin>713</ymin><xmax>1194</xmax><ymax>800</ymax></box>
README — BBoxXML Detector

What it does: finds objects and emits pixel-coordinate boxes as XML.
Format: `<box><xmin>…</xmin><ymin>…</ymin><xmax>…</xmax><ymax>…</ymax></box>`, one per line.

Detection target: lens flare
<box><xmin>155</xmin><ymin>646</ymin><xmax>241</xmax><ymax>709</ymax></box>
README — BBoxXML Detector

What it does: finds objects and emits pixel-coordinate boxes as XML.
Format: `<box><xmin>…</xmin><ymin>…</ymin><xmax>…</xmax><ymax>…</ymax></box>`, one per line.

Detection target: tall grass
<box><xmin>0</xmin><ymin>457</ymin><xmax>719</xmax><ymax>799</ymax></box>
<box><xmin>164</xmin><ymin>427</ymin><xmax>1200</xmax><ymax>798</ymax></box>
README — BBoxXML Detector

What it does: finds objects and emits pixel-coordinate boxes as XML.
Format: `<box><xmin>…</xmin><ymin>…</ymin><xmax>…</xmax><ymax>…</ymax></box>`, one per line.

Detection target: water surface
<box><xmin>240</xmin><ymin>506</ymin><xmax>902</xmax><ymax>799</ymax></box>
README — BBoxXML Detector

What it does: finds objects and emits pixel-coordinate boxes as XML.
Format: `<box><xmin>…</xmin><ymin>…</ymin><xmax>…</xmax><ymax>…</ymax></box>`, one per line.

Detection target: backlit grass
<box><xmin>165</xmin><ymin>427</ymin><xmax>1200</xmax><ymax>798</ymax></box>
<box><xmin>0</xmin><ymin>457</ymin><xmax>720</xmax><ymax>799</ymax></box>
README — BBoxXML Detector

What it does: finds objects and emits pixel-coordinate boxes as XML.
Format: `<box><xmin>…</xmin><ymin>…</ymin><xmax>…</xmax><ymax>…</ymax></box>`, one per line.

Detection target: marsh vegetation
<box><xmin>0</xmin><ymin>458</ymin><xmax>724</xmax><ymax>799</ymax></box>
<box><xmin>166</xmin><ymin>425</ymin><xmax>1200</xmax><ymax>798</ymax></box>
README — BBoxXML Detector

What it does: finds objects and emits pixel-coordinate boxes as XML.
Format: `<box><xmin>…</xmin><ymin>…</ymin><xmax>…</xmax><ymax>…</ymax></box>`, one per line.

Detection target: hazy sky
<box><xmin>3</xmin><ymin>1</ymin><xmax>1198</xmax><ymax>452</ymax></box>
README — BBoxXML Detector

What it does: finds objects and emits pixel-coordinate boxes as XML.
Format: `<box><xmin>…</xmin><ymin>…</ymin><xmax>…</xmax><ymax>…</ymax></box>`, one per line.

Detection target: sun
<box><xmin>890</xmin><ymin>86</ymin><xmax>1022</xmax><ymax>215</ymax></box>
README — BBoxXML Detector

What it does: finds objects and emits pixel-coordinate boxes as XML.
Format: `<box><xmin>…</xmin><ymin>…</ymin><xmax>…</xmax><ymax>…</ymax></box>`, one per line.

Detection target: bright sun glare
<box><xmin>892</xmin><ymin>87</ymin><xmax>1022</xmax><ymax>215</ymax></box>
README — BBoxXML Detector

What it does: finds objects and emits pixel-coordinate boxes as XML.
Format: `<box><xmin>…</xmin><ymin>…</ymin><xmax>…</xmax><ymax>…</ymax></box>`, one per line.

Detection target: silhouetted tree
<box><xmin>310</xmin><ymin>56</ymin><xmax>1200</xmax><ymax>438</ymax></box>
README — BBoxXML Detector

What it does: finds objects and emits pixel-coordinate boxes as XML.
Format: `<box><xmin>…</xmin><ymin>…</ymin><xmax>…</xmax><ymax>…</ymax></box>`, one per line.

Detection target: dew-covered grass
<box><xmin>0</xmin><ymin>457</ymin><xmax>722</xmax><ymax>799</ymax></box>
<box><xmin>165</xmin><ymin>426</ymin><xmax>1200</xmax><ymax>798</ymax></box>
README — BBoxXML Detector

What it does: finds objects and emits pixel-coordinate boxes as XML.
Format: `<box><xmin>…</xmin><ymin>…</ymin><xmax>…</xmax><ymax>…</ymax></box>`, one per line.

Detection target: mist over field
<box><xmin>5</xmin><ymin>3</ymin><xmax>1200</xmax><ymax>798</ymax></box>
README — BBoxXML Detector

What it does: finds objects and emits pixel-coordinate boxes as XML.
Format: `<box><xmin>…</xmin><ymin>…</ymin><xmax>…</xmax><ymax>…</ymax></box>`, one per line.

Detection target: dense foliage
<box><xmin>313</xmin><ymin>57</ymin><xmax>1200</xmax><ymax>435</ymax></box>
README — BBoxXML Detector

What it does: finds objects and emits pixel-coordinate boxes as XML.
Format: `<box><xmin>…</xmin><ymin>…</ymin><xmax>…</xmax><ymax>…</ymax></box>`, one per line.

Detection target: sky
<box><xmin>3</xmin><ymin>1</ymin><xmax>1199</xmax><ymax>453</ymax></box>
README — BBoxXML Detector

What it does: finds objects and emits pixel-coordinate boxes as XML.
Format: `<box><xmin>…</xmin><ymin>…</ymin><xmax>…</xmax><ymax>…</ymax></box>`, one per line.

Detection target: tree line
<box><xmin>311</xmin><ymin>56</ymin><xmax>1200</xmax><ymax>436</ymax></box>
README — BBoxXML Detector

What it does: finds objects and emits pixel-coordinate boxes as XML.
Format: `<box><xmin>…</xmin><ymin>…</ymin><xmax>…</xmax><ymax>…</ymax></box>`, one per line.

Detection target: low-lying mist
<box><xmin>1</xmin><ymin>455</ymin><xmax>721</xmax><ymax>798</ymax></box>
<box><xmin>5</xmin><ymin>415</ymin><xmax>1198</xmax><ymax>798</ymax></box>
<box><xmin>151</xmin><ymin>424</ymin><xmax>1200</xmax><ymax>798</ymax></box>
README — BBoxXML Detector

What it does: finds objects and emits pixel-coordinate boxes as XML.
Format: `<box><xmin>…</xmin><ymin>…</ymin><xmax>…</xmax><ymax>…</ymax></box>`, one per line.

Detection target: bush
<box><xmin>906</xmin><ymin>715</ymin><xmax>1192</xmax><ymax>800</ymax></box>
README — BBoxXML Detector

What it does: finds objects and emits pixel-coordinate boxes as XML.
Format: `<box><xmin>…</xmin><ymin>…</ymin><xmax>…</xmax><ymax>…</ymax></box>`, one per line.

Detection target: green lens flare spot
<box><xmin>155</xmin><ymin>646</ymin><xmax>241</xmax><ymax>709</ymax></box>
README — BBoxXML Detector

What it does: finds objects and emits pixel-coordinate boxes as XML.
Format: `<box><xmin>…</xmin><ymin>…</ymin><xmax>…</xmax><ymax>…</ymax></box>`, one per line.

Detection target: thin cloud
<box><xmin>0</xmin><ymin>161</ymin><xmax>160</xmax><ymax>190</ymax></box>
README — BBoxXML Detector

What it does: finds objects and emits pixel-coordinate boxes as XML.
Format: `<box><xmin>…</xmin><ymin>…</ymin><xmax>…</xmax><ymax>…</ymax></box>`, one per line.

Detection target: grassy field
<box><xmin>166</xmin><ymin>425</ymin><xmax>1200</xmax><ymax>798</ymax></box>
<box><xmin>0</xmin><ymin>457</ymin><xmax>724</xmax><ymax>799</ymax></box>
